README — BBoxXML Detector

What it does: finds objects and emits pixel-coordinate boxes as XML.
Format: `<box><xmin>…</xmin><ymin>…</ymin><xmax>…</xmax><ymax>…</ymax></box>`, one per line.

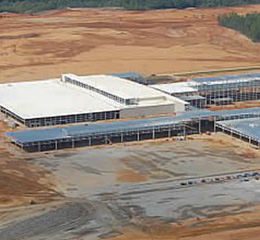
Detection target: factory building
<box><xmin>152</xmin><ymin>73</ymin><xmax>260</xmax><ymax>108</ymax></box>
<box><xmin>0</xmin><ymin>74</ymin><xmax>188</xmax><ymax>127</ymax></box>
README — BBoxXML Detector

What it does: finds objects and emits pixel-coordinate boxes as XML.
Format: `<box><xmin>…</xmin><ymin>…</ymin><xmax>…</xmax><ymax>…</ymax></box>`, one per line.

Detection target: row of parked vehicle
<box><xmin>180</xmin><ymin>171</ymin><xmax>260</xmax><ymax>186</ymax></box>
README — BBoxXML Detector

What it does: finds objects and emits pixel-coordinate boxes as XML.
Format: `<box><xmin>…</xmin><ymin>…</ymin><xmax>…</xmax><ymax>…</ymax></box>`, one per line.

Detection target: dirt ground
<box><xmin>106</xmin><ymin>205</ymin><xmax>260</xmax><ymax>240</ymax></box>
<box><xmin>209</xmin><ymin>100</ymin><xmax>260</xmax><ymax>111</ymax></box>
<box><xmin>117</xmin><ymin>169</ymin><xmax>148</xmax><ymax>183</ymax></box>
<box><xmin>0</xmin><ymin>5</ymin><xmax>260</xmax><ymax>82</ymax></box>
<box><xmin>0</xmin><ymin>121</ymin><xmax>60</xmax><ymax>207</ymax></box>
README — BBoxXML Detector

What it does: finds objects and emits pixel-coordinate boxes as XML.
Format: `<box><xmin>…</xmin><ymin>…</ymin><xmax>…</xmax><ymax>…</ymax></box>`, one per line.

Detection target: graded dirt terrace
<box><xmin>0</xmin><ymin>5</ymin><xmax>260</xmax><ymax>82</ymax></box>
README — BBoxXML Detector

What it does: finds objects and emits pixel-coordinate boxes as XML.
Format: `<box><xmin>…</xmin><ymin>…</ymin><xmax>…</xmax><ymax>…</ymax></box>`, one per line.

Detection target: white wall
<box><xmin>174</xmin><ymin>100</ymin><xmax>189</xmax><ymax>112</ymax></box>
<box><xmin>120</xmin><ymin>104</ymin><xmax>176</xmax><ymax>119</ymax></box>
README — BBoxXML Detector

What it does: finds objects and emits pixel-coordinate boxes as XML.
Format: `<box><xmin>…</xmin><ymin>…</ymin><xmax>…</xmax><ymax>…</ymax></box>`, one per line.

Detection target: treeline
<box><xmin>218</xmin><ymin>13</ymin><xmax>260</xmax><ymax>42</ymax></box>
<box><xmin>0</xmin><ymin>0</ymin><xmax>260</xmax><ymax>13</ymax></box>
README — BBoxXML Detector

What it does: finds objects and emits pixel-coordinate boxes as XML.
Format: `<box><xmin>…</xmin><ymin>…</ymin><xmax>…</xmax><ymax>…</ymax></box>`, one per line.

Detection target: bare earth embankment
<box><xmin>0</xmin><ymin>122</ymin><xmax>60</xmax><ymax>207</ymax></box>
<box><xmin>0</xmin><ymin>5</ymin><xmax>260</xmax><ymax>82</ymax></box>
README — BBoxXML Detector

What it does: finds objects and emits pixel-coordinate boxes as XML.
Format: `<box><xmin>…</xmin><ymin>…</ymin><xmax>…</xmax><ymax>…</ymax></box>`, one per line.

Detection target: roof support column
<box><xmin>198</xmin><ymin>119</ymin><xmax>201</xmax><ymax>134</ymax></box>
<box><xmin>213</xmin><ymin>117</ymin><xmax>216</xmax><ymax>132</ymax></box>
<box><xmin>38</xmin><ymin>142</ymin><xmax>41</xmax><ymax>152</ymax></box>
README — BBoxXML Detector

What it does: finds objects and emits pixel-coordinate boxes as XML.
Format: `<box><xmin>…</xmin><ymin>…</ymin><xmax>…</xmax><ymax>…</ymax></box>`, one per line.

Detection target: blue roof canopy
<box><xmin>108</xmin><ymin>72</ymin><xmax>144</xmax><ymax>80</ymax></box>
<box><xmin>218</xmin><ymin>118</ymin><xmax>260</xmax><ymax>141</ymax></box>
<box><xmin>193</xmin><ymin>73</ymin><xmax>260</xmax><ymax>83</ymax></box>
<box><xmin>7</xmin><ymin>107</ymin><xmax>260</xmax><ymax>145</ymax></box>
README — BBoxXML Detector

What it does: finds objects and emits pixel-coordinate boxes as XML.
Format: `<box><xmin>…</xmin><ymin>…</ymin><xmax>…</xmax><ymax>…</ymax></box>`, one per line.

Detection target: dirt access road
<box><xmin>0</xmin><ymin>5</ymin><xmax>260</xmax><ymax>82</ymax></box>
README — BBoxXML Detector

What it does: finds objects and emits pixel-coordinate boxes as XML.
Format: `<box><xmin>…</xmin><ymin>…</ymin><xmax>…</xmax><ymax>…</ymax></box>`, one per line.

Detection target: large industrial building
<box><xmin>152</xmin><ymin>73</ymin><xmax>260</xmax><ymax>108</ymax></box>
<box><xmin>4</xmin><ymin>72</ymin><xmax>260</xmax><ymax>152</ymax></box>
<box><xmin>0</xmin><ymin>74</ymin><xmax>188</xmax><ymax>127</ymax></box>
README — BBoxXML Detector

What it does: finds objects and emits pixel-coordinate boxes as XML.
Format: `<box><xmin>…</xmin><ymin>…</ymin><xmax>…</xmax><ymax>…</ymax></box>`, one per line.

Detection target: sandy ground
<box><xmin>0</xmin><ymin>121</ymin><xmax>60</xmax><ymax>206</ymax></box>
<box><xmin>209</xmin><ymin>100</ymin><xmax>260</xmax><ymax>111</ymax></box>
<box><xmin>106</xmin><ymin>205</ymin><xmax>260</xmax><ymax>240</ymax></box>
<box><xmin>0</xmin><ymin>5</ymin><xmax>260</xmax><ymax>82</ymax></box>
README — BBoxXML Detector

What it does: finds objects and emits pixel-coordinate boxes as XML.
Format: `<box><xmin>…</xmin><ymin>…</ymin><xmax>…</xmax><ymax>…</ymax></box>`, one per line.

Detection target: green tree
<box><xmin>218</xmin><ymin>13</ymin><xmax>260</xmax><ymax>42</ymax></box>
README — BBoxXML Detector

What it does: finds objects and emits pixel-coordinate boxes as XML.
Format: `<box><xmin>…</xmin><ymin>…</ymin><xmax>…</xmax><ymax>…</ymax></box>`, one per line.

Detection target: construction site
<box><xmin>152</xmin><ymin>73</ymin><xmax>260</xmax><ymax>108</ymax></box>
<box><xmin>1</xmin><ymin>5</ymin><xmax>260</xmax><ymax>240</ymax></box>
<box><xmin>1</xmin><ymin>72</ymin><xmax>260</xmax><ymax>152</ymax></box>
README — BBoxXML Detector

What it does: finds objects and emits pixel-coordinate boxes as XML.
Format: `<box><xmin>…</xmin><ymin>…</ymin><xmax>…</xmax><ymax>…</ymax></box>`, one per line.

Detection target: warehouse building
<box><xmin>0</xmin><ymin>74</ymin><xmax>188</xmax><ymax>127</ymax></box>
<box><xmin>152</xmin><ymin>73</ymin><xmax>260</xmax><ymax>108</ymax></box>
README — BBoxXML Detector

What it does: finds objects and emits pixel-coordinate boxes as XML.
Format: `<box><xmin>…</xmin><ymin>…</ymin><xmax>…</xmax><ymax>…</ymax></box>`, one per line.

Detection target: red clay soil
<box><xmin>0</xmin><ymin>122</ymin><xmax>60</xmax><ymax>207</ymax></box>
<box><xmin>0</xmin><ymin>5</ymin><xmax>260</xmax><ymax>82</ymax></box>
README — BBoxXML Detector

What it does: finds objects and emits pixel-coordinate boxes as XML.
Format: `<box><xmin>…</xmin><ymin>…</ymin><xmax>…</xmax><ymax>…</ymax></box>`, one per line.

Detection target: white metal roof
<box><xmin>74</xmin><ymin>74</ymin><xmax>168</xmax><ymax>100</ymax></box>
<box><xmin>152</xmin><ymin>82</ymin><xmax>198</xmax><ymax>94</ymax></box>
<box><xmin>0</xmin><ymin>74</ymin><xmax>188</xmax><ymax>120</ymax></box>
<box><xmin>64</xmin><ymin>74</ymin><xmax>187</xmax><ymax>107</ymax></box>
<box><xmin>0</xmin><ymin>79</ymin><xmax>122</xmax><ymax>119</ymax></box>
